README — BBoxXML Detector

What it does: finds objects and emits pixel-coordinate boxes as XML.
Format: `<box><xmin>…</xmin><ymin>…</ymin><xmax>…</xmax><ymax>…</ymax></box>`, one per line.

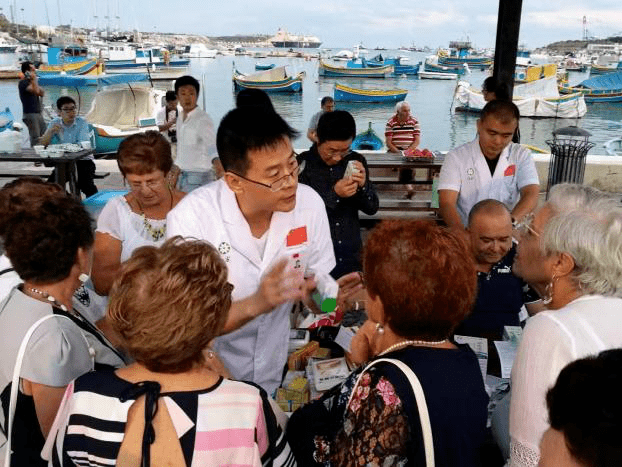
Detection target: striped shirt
<box><xmin>384</xmin><ymin>114</ymin><xmax>421</xmax><ymax>150</ymax></box>
<box><xmin>50</xmin><ymin>370</ymin><xmax>295</xmax><ymax>466</ymax></box>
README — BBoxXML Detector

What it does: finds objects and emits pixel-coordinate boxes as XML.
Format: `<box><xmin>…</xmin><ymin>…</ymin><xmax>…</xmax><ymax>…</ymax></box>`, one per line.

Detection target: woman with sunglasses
<box><xmin>91</xmin><ymin>131</ymin><xmax>185</xmax><ymax>296</ymax></box>
<box><xmin>507</xmin><ymin>183</ymin><xmax>622</xmax><ymax>467</ymax></box>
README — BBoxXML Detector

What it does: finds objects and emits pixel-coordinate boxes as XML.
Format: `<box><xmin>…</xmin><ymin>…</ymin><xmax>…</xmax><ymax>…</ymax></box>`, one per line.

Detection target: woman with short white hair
<box><xmin>508</xmin><ymin>183</ymin><xmax>622</xmax><ymax>467</ymax></box>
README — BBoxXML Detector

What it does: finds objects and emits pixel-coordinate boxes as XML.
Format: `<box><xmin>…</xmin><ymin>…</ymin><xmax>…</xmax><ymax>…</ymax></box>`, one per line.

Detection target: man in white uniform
<box><xmin>174</xmin><ymin>75</ymin><xmax>220</xmax><ymax>192</ymax></box>
<box><xmin>438</xmin><ymin>100</ymin><xmax>539</xmax><ymax>230</ymax></box>
<box><xmin>167</xmin><ymin>107</ymin><xmax>340</xmax><ymax>394</ymax></box>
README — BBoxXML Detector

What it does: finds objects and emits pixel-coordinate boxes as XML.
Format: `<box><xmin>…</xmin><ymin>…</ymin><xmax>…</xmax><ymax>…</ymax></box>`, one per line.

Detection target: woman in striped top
<box><xmin>47</xmin><ymin>237</ymin><xmax>294</xmax><ymax>467</ymax></box>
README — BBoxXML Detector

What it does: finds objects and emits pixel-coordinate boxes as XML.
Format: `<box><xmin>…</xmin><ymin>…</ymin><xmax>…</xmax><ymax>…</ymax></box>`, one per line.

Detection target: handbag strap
<box><xmin>3</xmin><ymin>313</ymin><xmax>93</xmax><ymax>467</ymax></box>
<box><xmin>346</xmin><ymin>357</ymin><xmax>435</xmax><ymax>467</ymax></box>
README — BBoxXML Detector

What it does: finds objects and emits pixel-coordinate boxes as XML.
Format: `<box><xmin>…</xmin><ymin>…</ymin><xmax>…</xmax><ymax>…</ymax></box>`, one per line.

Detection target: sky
<box><xmin>3</xmin><ymin>0</ymin><xmax>622</xmax><ymax>50</ymax></box>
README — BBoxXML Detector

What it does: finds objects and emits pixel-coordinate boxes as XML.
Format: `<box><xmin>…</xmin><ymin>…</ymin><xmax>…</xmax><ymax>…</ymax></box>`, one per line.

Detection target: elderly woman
<box><xmin>288</xmin><ymin>220</ymin><xmax>489</xmax><ymax>466</ymax></box>
<box><xmin>91</xmin><ymin>130</ymin><xmax>185</xmax><ymax>295</ymax></box>
<box><xmin>508</xmin><ymin>183</ymin><xmax>622</xmax><ymax>467</ymax></box>
<box><xmin>0</xmin><ymin>178</ymin><xmax>126</xmax><ymax>467</ymax></box>
<box><xmin>49</xmin><ymin>238</ymin><xmax>293</xmax><ymax>466</ymax></box>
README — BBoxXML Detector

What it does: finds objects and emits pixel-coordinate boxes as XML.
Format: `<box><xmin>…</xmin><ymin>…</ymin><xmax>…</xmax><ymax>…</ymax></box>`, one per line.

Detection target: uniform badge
<box><xmin>467</xmin><ymin>167</ymin><xmax>475</xmax><ymax>180</ymax></box>
<box><xmin>218</xmin><ymin>242</ymin><xmax>231</xmax><ymax>256</ymax></box>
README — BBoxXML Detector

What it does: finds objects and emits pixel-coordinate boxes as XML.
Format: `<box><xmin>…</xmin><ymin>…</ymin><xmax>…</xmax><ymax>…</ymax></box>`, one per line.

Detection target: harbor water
<box><xmin>1</xmin><ymin>50</ymin><xmax>621</xmax><ymax>154</ymax></box>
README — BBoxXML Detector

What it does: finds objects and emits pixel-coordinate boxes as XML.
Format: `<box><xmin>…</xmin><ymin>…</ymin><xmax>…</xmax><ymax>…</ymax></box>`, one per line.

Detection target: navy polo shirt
<box><xmin>455</xmin><ymin>245</ymin><xmax>539</xmax><ymax>340</ymax></box>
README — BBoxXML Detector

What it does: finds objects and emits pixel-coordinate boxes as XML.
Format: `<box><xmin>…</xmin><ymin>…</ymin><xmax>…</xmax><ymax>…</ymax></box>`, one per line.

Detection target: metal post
<box><xmin>493</xmin><ymin>0</ymin><xmax>523</xmax><ymax>99</ymax></box>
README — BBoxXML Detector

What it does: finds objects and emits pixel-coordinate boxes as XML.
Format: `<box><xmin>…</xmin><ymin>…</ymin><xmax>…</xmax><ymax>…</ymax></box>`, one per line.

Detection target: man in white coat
<box><xmin>167</xmin><ymin>107</ymin><xmax>358</xmax><ymax>394</ymax></box>
<box><xmin>438</xmin><ymin>100</ymin><xmax>540</xmax><ymax>230</ymax></box>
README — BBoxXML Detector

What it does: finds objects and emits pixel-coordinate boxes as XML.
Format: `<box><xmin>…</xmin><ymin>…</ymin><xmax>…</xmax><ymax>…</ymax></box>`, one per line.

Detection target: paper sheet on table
<box><xmin>454</xmin><ymin>335</ymin><xmax>488</xmax><ymax>382</ymax></box>
<box><xmin>494</xmin><ymin>340</ymin><xmax>519</xmax><ymax>379</ymax></box>
<box><xmin>334</xmin><ymin>326</ymin><xmax>356</xmax><ymax>353</ymax></box>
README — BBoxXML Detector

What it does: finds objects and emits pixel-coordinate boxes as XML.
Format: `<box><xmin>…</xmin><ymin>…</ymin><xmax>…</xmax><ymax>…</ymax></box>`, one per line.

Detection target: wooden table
<box><xmin>361</xmin><ymin>153</ymin><xmax>444</xmax><ymax>215</ymax></box>
<box><xmin>0</xmin><ymin>149</ymin><xmax>93</xmax><ymax>197</ymax></box>
<box><xmin>364</xmin><ymin>153</ymin><xmax>443</xmax><ymax>184</ymax></box>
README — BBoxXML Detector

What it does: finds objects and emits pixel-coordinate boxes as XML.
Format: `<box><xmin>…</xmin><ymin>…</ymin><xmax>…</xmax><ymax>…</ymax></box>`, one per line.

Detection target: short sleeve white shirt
<box><xmin>175</xmin><ymin>106</ymin><xmax>217</xmax><ymax>172</ymax></box>
<box><xmin>438</xmin><ymin>139</ymin><xmax>539</xmax><ymax>226</ymax></box>
<box><xmin>96</xmin><ymin>196</ymin><xmax>167</xmax><ymax>263</ymax></box>
<box><xmin>166</xmin><ymin>180</ymin><xmax>336</xmax><ymax>394</ymax></box>
<box><xmin>508</xmin><ymin>295</ymin><xmax>622</xmax><ymax>467</ymax></box>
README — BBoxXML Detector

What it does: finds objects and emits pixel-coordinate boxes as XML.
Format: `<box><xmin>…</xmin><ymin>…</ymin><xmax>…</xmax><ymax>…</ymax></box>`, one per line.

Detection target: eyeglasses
<box><xmin>513</xmin><ymin>212</ymin><xmax>540</xmax><ymax>237</ymax></box>
<box><xmin>229</xmin><ymin>158</ymin><xmax>304</xmax><ymax>193</ymax></box>
<box><xmin>325</xmin><ymin>148</ymin><xmax>353</xmax><ymax>160</ymax></box>
<box><xmin>61</xmin><ymin>106</ymin><xmax>77</xmax><ymax>112</ymax></box>
<box><xmin>127</xmin><ymin>178</ymin><xmax>166</xmax><ymax>192</ymax></box>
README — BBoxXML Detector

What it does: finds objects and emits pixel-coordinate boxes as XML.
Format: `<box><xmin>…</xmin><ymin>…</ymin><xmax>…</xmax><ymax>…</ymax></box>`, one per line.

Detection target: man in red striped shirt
<box><xmin>385</xmin><ymin>101</ymin><xmax>420</xmax><ymax>153</ymax></box>
<box><xmin>385</xmin><ymin>101</ymin><xmax>421</xmax><ymax>197</ymax></box>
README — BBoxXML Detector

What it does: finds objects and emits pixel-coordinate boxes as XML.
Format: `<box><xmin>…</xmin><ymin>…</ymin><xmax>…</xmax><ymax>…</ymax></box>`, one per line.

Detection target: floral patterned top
<box><xmin>288</xmin><ymin>344</ymin><xmax>489</xmax><ymax>467</ymax></box>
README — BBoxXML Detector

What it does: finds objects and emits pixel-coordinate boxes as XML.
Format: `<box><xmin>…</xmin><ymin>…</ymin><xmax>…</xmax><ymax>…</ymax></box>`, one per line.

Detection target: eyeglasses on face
<box><xmin>229</xmin><ymin>156</ymin><xmax>304</xmax><ymax>193</ymax></box>
<box><xmin>61</xmin><ymin>106</ymin><xmax>77</xmax><ymax>112</ymax></box>
<box><xmin>513</xmin><ymin>212</ymin><xmax>540</xmax><ymax>238</ymax></box>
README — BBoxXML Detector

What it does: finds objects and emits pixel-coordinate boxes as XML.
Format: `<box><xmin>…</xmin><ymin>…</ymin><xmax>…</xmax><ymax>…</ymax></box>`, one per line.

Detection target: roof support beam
<box><xmin>493</xmin><ymin>0</ymin><xmax>523</xmax><ymax>99</ymax></box>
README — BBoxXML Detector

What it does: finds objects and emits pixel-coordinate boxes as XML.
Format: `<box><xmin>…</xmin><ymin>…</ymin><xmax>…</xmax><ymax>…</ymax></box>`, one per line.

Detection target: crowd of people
<box><xmin>2</xmin><ymin>68</ymin><xmax>621</xmax><ymax>466</ymax></box>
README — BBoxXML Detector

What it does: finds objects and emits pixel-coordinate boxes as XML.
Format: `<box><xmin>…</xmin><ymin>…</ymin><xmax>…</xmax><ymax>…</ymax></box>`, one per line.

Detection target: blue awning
<box><xmin>578</xmin><ymin>71</ymin><xmax>622</xmax><ymax>91</ymax></box>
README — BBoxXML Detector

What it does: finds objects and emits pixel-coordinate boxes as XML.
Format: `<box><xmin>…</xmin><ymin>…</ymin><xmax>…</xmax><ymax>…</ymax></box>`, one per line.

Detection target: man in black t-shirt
<box><xmin>18</xmin><ymin>61</ymin><xmax>46</xmax><ymax>146</ymax></box>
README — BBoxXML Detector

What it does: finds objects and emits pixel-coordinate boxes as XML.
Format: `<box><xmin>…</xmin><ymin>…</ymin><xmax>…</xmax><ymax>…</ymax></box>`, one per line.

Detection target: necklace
<box><xmin>29</xmin><ymin>287</ymin><xmax>69</xmax><ymax>311</ymax></box>
<box><xmin>28</xmin><ymin>286</ymin><xmax>127</xmax><ymax>363</ymax></box>
<box><xmin>135</xmin><ymin>185</ymin><xmax>173</xmax><ymax>242</ymax></box>
<box><xmin>380</xmin><ymin>338</ymin><xmax>449</xmax><ymax>356</ymax></box>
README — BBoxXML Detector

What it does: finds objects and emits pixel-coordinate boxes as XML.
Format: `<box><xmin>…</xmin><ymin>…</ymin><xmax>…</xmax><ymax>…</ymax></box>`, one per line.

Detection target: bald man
<box><xmin>454</xmin><ymin>199</ymin><xmax>542</xmax><ymax>341</ymax></box>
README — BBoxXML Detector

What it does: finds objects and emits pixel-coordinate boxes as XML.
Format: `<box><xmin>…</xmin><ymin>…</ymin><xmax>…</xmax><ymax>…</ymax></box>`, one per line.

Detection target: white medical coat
<box><xmin>438</xmin><ymin>139</ymin><xmax>539</xmax><ymax>226</ymax></box>
<box><xmin>167</xmin><ymin>180</ymin><xmax>336</xmax><ymax>394</ymax></box>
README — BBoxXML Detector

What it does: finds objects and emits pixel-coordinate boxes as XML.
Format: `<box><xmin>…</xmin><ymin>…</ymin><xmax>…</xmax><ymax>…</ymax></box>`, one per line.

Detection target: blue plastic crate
<box><xmin>83</xmin><ymin>189</ymin><xmax>128</xmax><ymax>220</ymax></box>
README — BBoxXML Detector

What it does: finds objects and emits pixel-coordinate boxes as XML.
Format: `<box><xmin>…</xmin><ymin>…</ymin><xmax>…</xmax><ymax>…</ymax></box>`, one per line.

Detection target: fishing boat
<box><xmin>333</xmin><ymin>83</ymin><xmax>407</xmax><ymax>103</ymax></box>
<box><xmin>181</xmin><ymin>43</ymin><xmax>217</xmax><ymax>58</ymax></box>
<box><xmin>589</xmin><ymin>62</ymin><xmax>622</xmax><ymax>76</ymax></box>
<box><xmin>233</xmin><ymin>66</ymin><xmax>305</xmax><ymax>93</ymax></box>
<box><xmin>37</xmin><ymin>44</ymin><xmax>104</xmax><ymax>76</ymax></box>
<box><xmin>86</xmin><ymin>83</ymin><xmax>166</xmax><ymax>154</ymax></box>
<box><xmin>351</xmin><ymin>122</ymin><xmax>383</xmax><ymax>150</ymax></box>
<box><xmin>38</xmin><ymin>73</ymin><xmax>151</xmax><ymax>87</ymax></box>
<box><xmin>603</xmin><ymin>137</ymin><xmax>622</xmax><ymax>156</ymax></box>
<box><xmin>453</xmin><ymin>76</ymin><xmax>587</xmax><ymax>118</ymax></box>
<box><xmin>350</xmin><ymin>55</ymin><xmax>420</xmax><ymax>75</ymax></box>
<box><xmin>255</xmin><ymin>63</ymin><xmax>276</xmax><ymax>71</ymax></box>
<box><xmin>0</xmin><ymin>66</ymin><xmax>21</xmax><ymax>79</ymax></box>
<box><xmin>105</xmin><ymin>47</ymin><xmax>189</xmax><ymax>71</ymax></box>
<box><xmin>0</xmin><ymin>107</ymin><xmax>14</xmax><ymax>132</ymax></box>
<box><xmin>319</xmin><ymin>60</ymin><xmax>393</xmax><ymax>78</ymax></box>
<box><xmin>419</xmin><ymin>71</ymin><xmax>458</xmax><ymax>80</ymax></box>
<box><xmin>423</xmin><ymin>58</ymin><xmax>466</xmax><ymax>75</ymax></box>
<box><xmin>514</xmin><ymin>64</ymin><xmax>557</xmax><ymax>83</ymax></box>
<box><xmin>559</xmin><ymin>71</ymin><xmax>622</xmax><ymax>103</ymax></box>
<box><xmin>0</xmin><ymin>38</ymin><xmax>18</xmax><ymax>54</ymax></box>
<box><xmin>437</xmin><ymin>41</ymin><xmax>491</xmax><ymax>70</ymax></box>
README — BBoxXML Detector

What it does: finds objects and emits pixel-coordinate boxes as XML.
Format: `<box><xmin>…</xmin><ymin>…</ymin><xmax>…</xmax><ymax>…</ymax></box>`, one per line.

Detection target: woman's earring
<box><xmin>542</xmin><ymin>274</ymin><xmax>556</xmax><ymax>305</ymax></box>
<box><xmin>78</xmin><ymin>273</ymin><xmax>89</xmax><ymax>283</ymax></box>
<box><xmin>375</xmin><ymin>322</ymin><xmax>384</xmax><ymax>335</ymax></box>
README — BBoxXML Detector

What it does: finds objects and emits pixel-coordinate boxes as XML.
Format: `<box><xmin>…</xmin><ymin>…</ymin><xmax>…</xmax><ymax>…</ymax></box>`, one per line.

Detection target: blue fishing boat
<box><xmin>86</xmin><ymin>83</ymin><xmax>166</xmax><ymax>154</ymax></box>
<box><xmin>38</xmin><ymin>43</ymin><xmax>104</xmax><ymax>76</ymax></box>
<box><xmin>349</xmin><ymin>55</ymin><xmax>420</xmax><ymax>75</ymax></box>
<box><xmin>334</xmin><ymin>83</ymin><xmax>407</xmax><ymax>103</ymax></box>
<box><xmin>255</xmin><ymin>63</ymin><xmax>276</xmax><ymax>71</ymax></box>
<box><xmin>319</xmin><ymin>60</ymin><xmax>393</xmax><ymax>78</ymax></box>
<box><xmin>437</xmin><ymin>41</ymin><xmax>491</xmax><ymax>70</ymax></box>
<box><xmin>38</xmin><ymin>73</ymin><xmax>151</xmax><ymax>87</ymax></box>
<box><xmin>423</xmin><ymin>59</ymin><xmax>466</xmax><ymax>75</ymax></box>
<box><xmin>0</xmin><ymin>107</ymin><xmax>14</xmax><ymax>132</ymax></box>
<box><xmin>559</xmin><ymin>71</ymin><xmax>622</xmax><ymax>103</ymax></box>
<box><xmin>233</xmin><ymin>66</ymin><xmax>304</xmax><ymax>93</ymax></box>
<box><xmin>351</xmin><ymin>122</ymin><xmax>383</xmax><ymax>150</ymax></box>
<box><xmin>589</xmin><ymin>62</ymin><xmax>622</xmax><ymax>76</ymax></box>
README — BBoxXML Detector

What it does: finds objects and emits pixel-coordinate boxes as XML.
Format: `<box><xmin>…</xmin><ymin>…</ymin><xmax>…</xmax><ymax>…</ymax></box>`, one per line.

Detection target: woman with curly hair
<box><xmin>288</xmin><ymin>220</ymin><xmax>489</xmax><ymax>466</ymax></box>
<box><xmin>0</xmin><ymin>178</ymin><xmax>126</xmax><ymax>467</ymax></box>
<box><xmin>49</xmin><ymin>238</ymin><xmax>294</xmax><ymax>467</ymax></box>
